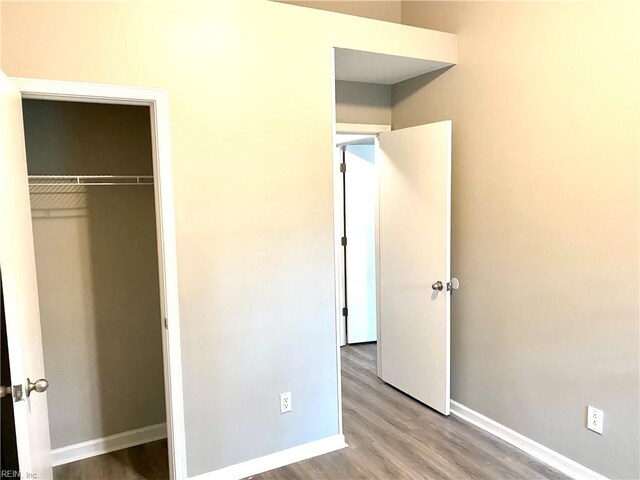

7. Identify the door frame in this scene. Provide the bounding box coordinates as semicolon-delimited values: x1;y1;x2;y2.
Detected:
332;122;390;435
334;132;380;347
10;77;187;480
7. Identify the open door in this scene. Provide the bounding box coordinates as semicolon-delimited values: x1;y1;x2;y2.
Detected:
378;121;452;415
0;72;53;478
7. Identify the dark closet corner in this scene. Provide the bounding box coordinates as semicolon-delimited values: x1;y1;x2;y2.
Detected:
1;275;19;474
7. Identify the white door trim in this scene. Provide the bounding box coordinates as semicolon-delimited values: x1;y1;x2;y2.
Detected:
336;123;391;134
11;77;187;480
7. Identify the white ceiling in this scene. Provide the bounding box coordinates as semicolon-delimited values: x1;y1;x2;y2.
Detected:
334;48;452;85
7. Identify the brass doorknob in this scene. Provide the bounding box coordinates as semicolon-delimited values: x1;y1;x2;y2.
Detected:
26;378;49;397
432;281;444;291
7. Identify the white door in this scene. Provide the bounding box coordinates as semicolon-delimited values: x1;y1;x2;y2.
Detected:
0;72;53;478
344;142;377;344
378;121;452;415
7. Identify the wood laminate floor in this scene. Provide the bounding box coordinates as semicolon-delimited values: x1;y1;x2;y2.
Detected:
251;343;568;480
53;344;568;479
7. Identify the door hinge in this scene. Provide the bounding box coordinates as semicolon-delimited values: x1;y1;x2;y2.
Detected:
340;163;346;173
0;386;12;399
342;307;348;317
11;385;23;402
163;317;168;329
341;236;347;246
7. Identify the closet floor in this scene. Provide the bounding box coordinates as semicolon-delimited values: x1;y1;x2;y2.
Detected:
53;439;168;480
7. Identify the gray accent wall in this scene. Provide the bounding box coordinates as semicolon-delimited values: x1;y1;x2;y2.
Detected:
23;100;166;448
336;80;391;125
394;2;640;478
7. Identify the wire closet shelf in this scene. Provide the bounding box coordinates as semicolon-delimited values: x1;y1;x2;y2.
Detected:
28;175;154;186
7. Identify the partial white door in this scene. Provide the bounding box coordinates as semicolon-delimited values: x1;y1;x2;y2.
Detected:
0;72;53;478
378;121;452;415
344;142;377;344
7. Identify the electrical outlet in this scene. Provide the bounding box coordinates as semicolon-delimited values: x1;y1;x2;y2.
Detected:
587;405;604;434
280;392;292;413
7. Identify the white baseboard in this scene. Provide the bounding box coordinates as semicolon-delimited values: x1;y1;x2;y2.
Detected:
190;434;348;480
51;422;167;467
450;401;608;480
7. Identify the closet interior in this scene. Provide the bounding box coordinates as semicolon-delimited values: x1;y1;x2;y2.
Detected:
22;99;168;478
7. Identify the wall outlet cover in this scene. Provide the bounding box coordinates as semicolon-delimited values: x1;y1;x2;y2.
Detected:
280;392;292;414
587;405;604;434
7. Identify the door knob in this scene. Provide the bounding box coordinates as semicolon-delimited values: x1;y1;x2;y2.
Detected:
26;378;49;397
432;279;460;293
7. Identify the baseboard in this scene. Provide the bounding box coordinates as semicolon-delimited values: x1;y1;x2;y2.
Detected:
190;434;348;480
450;401;608;480
51;422;167;467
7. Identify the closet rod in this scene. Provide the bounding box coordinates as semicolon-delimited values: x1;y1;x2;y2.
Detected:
28;175;154;186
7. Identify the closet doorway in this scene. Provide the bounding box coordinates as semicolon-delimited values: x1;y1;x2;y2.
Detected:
25;98;171;479
1;77;186;480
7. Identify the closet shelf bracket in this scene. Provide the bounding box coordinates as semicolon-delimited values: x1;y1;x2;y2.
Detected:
27;174;154;186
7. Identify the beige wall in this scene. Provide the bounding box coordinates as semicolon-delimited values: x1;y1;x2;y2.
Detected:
23;100;165;448
394;2;640;478
2;2;455;475
336;80;391;125
277;0;401;22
